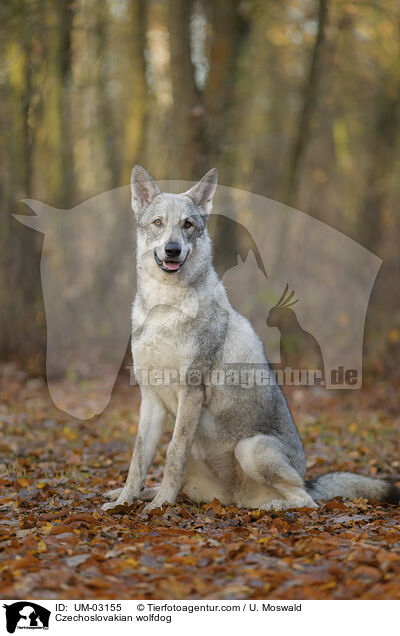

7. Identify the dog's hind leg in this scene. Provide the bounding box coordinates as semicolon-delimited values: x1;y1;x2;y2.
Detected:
138;486;159;501
183;455;231;505
102;389;167;512
104;487;124;501
234;434;317;510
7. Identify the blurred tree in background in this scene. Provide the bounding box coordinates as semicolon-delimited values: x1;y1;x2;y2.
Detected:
0;0;399;377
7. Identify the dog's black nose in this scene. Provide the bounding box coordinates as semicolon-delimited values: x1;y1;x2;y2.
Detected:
165;242;181;257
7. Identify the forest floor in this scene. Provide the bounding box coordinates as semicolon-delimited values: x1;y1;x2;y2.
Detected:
0;363;399;600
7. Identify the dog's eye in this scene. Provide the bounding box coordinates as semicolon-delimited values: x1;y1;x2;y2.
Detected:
183;219;193;229
153;218;163;227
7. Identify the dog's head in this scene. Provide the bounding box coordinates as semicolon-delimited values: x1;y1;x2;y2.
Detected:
131;165;217;282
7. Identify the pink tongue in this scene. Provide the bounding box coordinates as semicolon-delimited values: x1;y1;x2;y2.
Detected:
163;261;180;271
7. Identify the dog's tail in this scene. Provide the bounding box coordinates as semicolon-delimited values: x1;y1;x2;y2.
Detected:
305;472;400;504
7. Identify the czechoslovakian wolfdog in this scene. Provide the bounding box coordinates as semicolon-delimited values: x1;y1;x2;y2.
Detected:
103;166;399;513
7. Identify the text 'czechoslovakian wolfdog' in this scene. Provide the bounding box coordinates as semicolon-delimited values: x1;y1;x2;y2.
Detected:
103;166;399;513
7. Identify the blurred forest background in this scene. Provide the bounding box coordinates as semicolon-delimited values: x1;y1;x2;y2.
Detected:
0;0;399;380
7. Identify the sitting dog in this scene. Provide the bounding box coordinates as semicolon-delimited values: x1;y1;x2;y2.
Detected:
103;166;399;513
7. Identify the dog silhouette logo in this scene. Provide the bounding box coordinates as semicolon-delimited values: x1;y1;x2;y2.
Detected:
267;284;325;382
3;602;50;634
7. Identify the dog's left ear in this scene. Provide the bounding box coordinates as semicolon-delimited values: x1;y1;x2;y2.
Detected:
131;165;161;218
184;168;218;216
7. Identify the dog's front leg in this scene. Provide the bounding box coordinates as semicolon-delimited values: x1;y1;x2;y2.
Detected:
144;387;203;512
102;388;166;512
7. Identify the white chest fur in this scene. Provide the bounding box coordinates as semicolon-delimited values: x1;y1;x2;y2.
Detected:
132;270;203;360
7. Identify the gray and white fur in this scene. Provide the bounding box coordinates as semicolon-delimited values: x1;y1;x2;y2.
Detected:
103;166;399;513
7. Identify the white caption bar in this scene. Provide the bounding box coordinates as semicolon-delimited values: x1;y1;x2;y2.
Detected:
2;599;398;636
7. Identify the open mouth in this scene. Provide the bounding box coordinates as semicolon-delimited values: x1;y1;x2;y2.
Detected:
154;251;188;273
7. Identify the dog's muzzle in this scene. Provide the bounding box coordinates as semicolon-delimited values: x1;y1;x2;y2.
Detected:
154;250;189;273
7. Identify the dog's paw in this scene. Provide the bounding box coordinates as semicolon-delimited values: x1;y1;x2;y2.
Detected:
139;487;159;502
143;501;161;514
261;495;318;511
101;490;138;513
104;487;124;501
102;499;136;513
143;495;170;513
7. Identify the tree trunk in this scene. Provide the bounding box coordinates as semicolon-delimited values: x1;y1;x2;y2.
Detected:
122;0;148;182
167;0;207;178
285;0;329;206
45;0;75;208
203;0;251;266
360;81;400;252
0;2;43;363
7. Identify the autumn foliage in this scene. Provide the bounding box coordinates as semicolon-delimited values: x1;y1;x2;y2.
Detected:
0;366;399;600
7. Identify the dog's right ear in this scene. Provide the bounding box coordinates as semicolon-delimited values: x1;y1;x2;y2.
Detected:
130;165;160;218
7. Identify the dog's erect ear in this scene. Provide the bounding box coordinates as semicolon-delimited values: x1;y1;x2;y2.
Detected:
184;168;218;216
130;165;160;218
